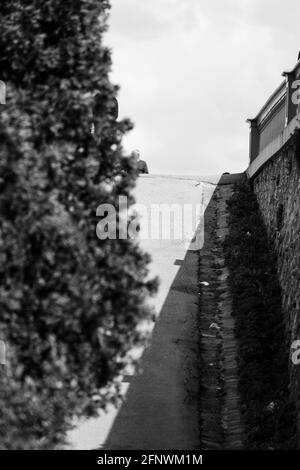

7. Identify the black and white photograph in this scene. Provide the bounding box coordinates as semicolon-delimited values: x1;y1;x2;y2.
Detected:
0;0;299;462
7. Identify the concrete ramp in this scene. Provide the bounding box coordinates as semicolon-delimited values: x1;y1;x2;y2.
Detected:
67;174;221;450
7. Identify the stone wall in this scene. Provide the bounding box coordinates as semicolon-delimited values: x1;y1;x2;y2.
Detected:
252;137;300;421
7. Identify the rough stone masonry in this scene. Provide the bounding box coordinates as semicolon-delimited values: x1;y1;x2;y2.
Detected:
252;140;300;435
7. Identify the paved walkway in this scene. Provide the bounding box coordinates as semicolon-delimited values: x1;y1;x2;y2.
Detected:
67;174;217;450
66;173;244;450
105;175;217;450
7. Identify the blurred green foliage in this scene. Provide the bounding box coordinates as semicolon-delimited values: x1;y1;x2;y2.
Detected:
0;0;157;449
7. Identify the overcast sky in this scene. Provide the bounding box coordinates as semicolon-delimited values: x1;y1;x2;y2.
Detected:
105;0;300;175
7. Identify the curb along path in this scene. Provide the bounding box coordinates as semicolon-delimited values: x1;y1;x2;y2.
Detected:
199;183;244;450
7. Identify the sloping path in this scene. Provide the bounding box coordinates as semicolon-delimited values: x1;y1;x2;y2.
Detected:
67;173;244;450
104;175;216;450
67;174;217;450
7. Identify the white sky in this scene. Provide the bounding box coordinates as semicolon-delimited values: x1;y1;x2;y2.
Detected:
105;0;300;175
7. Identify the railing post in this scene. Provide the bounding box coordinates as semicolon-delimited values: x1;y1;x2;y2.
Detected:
247;118;259;163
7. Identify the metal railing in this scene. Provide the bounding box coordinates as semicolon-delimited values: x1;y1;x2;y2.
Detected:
247;59;300;176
